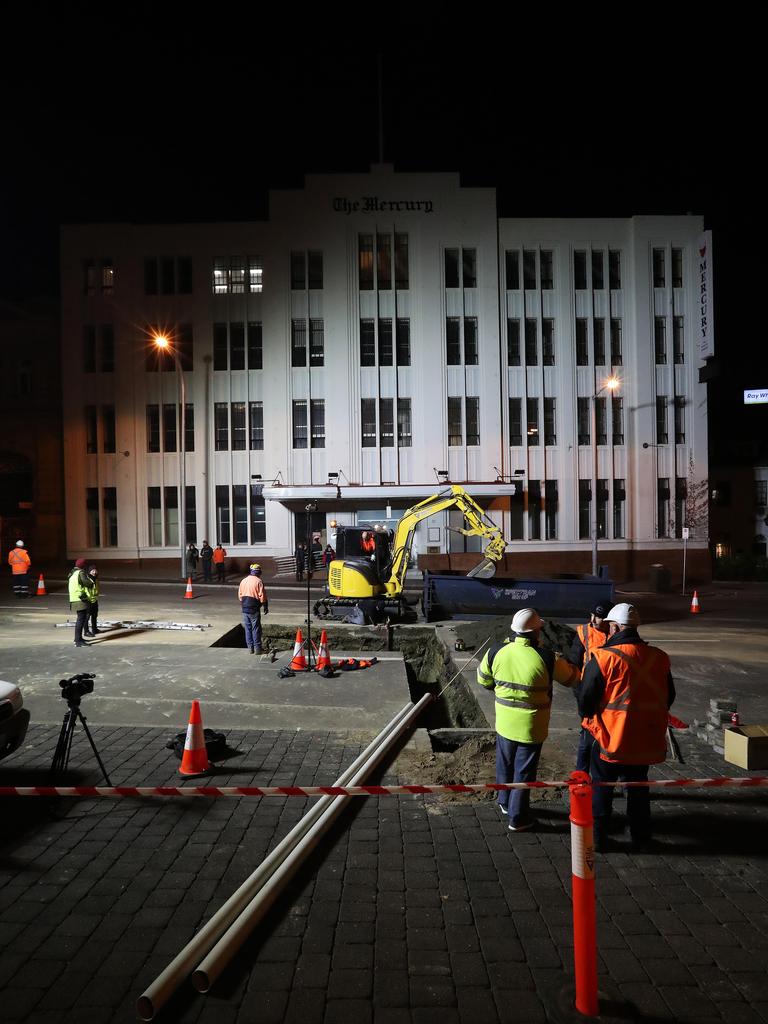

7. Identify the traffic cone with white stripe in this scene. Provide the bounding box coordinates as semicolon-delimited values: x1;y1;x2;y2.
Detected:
690;590;701;614
316;629;331;671
184;576;194;599
179;700;210;775
36;574;46;596
289;629;307;671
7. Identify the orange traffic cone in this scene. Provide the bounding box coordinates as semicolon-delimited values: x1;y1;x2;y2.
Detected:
690;590;701;614
184;576;194;599
316;629;331;671
36;574;46;597
289;629;307;671
179;700;210;775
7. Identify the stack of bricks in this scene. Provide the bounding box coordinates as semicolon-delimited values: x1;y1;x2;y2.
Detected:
690;698;738;755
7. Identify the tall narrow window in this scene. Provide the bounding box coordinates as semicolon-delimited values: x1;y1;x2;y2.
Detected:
84;259;97;295
675;477;687;539
361;398;377;447
574;251;587;289
213;323;228;370
230;257;245;294
379;398;394;447
653;248;665;288
657;478;670;538
613;480;626;538
85;405;97;454
544;397;556;446
612;396;624;445
86;488;100;546
509;398;522;446
161;257;176;295
462;249;477;287
674;396;686;444
213;258;227;295
146;405;160;453
179;256;193;292
593;319;605;365
214;402;229;451
103;487;117;546
466;397;480;445
378;319;393;366
654;317;667;364
509;489;524;540
310;399;325;448
656;397;668;444
577;397;590;445
397;398;412;447
308;251;323;289
673;316;685;364
446;318;461;364
610;319;623;365
524;319;538;365
505;251;520;289
396;318;411;366
542;319;555;365
545;480;558;539
83;326;96;372
591;251;604;289
102;405;116;453
185;485;196;543
360;320;375;366
540;251;553;290
101;259;114;294
576;319;589;365
250;487;266;542
464;317;478;365
231;402;246;451
178;325;193;372
672;248;683;288
184;404;194;453
310;319;324;366
164;486;179;547
163;404;177;452
448;396;463;446
230;322;245;371
359;236;374;290
292;400;308;449
597;480;609;539
523;250;536;289
291;319;307;366
233;485;248;544
394;234;409;289
528;480;542;540
145;258;159;295
248;256;262;294
249;402;264;450
578;480;591;540
248;322;262;369
526;397;539;446
595;397;607;445
100;325;114;372
148;487;162;546
444;249;460;288
507;319;521;366
609;250;621;289
216;485;231;544
376;234;391;290
290;251;305;290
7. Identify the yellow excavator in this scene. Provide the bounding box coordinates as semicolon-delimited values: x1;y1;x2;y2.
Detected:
314;485;507;623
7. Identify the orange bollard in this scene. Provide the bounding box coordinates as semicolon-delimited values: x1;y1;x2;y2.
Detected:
568;770;598;1018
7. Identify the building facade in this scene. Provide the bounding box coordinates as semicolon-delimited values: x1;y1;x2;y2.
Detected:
60;166;710;581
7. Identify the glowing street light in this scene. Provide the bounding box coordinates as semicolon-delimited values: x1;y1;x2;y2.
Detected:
591;376;621;577
153;333;187;579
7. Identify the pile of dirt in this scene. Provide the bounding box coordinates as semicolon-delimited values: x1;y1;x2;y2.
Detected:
393;735;574;806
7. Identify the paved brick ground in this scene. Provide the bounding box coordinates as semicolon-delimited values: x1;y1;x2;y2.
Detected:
1;724;767;1023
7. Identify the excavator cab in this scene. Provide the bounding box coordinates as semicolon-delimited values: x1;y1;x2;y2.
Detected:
326;525;393;602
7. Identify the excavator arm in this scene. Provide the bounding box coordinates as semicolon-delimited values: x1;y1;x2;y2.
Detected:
383;485;507;596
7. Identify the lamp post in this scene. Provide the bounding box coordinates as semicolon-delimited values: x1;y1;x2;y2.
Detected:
154;335;186;579
591;376;620;577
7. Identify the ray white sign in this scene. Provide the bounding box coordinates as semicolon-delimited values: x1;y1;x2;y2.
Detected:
744;389;768;405
698;230;715;361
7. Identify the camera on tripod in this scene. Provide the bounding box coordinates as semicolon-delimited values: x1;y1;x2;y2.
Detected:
59;673;95;702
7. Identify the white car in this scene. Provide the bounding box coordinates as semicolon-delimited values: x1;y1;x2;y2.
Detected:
0;680;30;761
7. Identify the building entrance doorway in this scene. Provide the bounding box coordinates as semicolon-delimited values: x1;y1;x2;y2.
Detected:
295;508;327;571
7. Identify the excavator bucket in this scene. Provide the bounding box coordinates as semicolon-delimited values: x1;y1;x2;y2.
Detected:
467;557;497;579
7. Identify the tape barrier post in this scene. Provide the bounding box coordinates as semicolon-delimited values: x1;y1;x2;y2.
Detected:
569;770;598;1018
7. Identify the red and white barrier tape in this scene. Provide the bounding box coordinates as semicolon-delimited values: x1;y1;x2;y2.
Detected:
0;778;767;798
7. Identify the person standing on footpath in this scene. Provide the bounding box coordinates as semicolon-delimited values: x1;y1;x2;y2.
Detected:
476;608;580;832
578;602;675;851
238;563;269;654
68;558;95;648
83;565;101;637
295;542;305;582
7;540;31;598
566;603;610;771
213;543;227;582
200;540;213;582
186;542;199;578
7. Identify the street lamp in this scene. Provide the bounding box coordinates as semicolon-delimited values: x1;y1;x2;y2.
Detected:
591;375;620;577
154;334;186;579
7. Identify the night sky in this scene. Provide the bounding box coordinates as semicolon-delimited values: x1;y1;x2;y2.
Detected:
2;19;764;455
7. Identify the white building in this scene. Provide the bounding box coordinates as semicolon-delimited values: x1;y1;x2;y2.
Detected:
60;165;709;579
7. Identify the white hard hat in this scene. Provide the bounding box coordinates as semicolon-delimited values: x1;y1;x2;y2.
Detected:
15;540;24;547
605;602;640;627
511;608;543;634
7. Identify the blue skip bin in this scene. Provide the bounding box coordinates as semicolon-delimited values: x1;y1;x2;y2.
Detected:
422;572;614;622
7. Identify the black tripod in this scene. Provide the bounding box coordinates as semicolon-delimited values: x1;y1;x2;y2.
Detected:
304;501;318;671
51;688;112;785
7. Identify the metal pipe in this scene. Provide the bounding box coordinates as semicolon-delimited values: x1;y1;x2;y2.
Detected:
192;693;433;992
136;700;417;1020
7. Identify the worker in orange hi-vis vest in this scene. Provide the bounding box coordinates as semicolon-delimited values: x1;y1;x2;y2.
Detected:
578;603;675;852
566;603;610;772
7;540;31;598
212;543;227;583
